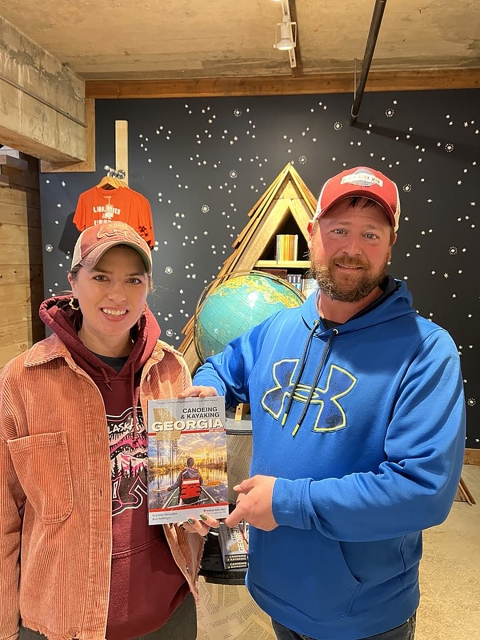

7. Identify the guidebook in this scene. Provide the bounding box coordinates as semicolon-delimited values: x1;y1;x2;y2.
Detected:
218;522;249;570
147;395;229;525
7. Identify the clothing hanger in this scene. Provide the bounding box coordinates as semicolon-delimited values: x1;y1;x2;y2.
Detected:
97;167;127;190
96;175;118;190
114;169;127;188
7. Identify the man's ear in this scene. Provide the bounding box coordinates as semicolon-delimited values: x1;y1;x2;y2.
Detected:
307;221;315;248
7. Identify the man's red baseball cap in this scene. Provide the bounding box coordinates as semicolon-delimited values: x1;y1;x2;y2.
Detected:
312;166;401;231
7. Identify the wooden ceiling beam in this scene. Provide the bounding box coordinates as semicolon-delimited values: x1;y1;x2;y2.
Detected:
0;16;86;163
85;68;480;99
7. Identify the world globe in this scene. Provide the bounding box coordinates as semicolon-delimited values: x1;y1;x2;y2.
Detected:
194;271;305;363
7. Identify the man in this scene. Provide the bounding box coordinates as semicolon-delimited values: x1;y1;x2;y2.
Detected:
167;457;204;505
180;167;466;640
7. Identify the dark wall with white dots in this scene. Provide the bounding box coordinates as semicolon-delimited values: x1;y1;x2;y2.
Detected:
39;89;479;448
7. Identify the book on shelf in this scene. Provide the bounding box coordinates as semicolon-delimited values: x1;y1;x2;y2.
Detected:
147;396;229;525
287;273;303;292
301;276;318;298
275;234;298;262
259;267;288;281
218;521;249;570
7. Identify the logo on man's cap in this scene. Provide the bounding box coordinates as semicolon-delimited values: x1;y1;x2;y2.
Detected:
312;166;401;231
340;168;384;188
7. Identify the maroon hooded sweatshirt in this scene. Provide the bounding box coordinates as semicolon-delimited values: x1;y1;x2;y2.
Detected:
40;297;189;639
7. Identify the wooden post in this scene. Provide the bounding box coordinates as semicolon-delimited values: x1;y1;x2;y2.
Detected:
115;120;129;185
235;403;250;421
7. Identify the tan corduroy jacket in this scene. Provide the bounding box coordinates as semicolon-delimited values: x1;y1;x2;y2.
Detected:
0;335;204;640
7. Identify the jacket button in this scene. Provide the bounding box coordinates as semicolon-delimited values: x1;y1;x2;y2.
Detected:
146;374;151;382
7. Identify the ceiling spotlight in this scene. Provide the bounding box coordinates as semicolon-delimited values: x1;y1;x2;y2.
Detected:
274;14;297;51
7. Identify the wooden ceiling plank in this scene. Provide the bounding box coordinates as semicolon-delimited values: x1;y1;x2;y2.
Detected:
85;69;480;99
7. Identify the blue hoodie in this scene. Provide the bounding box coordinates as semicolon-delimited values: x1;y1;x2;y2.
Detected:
193;279;466;640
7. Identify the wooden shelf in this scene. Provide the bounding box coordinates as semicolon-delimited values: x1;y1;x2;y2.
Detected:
255;260;310;268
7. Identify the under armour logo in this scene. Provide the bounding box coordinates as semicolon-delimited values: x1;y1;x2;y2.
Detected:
262;359;356;435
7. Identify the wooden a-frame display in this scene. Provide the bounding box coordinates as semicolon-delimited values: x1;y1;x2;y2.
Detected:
179;162;317;373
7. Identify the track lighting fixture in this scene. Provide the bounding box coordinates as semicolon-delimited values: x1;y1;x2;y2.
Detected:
273;0;297;67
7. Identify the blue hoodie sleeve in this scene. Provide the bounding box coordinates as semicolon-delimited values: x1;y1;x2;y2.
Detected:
272;329;466;541
193;315;276;408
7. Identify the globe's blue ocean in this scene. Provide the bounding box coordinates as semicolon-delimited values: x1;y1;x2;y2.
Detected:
195;272;304;362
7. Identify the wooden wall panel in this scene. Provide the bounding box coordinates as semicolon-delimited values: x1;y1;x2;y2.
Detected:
0;242;43;266
0;223;43;248
0;153;45;370
0;317;43;344
1;303;40;327
0;185;40;209
0;342;34;366
0;202;41;227
0;263;43;286
0;283;44;307
1;166;40;191
0;313;45;355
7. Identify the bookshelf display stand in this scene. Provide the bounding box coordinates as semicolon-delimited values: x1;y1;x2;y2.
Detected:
179;162;316;374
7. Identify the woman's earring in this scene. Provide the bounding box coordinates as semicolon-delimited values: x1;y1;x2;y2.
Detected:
69;297;80;311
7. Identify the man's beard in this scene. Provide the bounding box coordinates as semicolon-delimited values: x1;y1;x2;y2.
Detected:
309;254;389;303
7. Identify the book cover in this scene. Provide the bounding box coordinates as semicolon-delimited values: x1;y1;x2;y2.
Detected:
301;277;318;298
275;234;298;261
287;273;303;291
147;396;229;525
218;522;249;570
259;267;288;280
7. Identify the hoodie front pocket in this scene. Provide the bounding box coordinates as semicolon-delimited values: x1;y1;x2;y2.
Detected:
8;431;73;524
249;527;361;620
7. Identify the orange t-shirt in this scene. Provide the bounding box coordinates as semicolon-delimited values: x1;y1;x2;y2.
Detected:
73;186;155;248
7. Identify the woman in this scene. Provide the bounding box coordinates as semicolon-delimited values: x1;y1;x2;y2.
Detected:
0;220;217;640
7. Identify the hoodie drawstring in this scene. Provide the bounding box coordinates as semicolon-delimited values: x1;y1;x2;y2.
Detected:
101;363;140;442
100;367;113;391
131;361;140;441
281;320;320;426
291;328;338;436
281;322;338;436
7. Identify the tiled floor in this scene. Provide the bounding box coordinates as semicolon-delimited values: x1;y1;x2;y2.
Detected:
416;464;480;639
